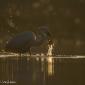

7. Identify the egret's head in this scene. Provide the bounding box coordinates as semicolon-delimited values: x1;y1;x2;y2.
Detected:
38;26;53;44
38;26;51;38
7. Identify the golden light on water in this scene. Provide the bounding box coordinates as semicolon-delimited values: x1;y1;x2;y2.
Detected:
47;57;54;76
36;57;39;61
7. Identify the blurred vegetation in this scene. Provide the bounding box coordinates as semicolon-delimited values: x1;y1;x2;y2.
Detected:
0;0;85;54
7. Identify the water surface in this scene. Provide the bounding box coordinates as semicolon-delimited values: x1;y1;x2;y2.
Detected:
0;55;85;85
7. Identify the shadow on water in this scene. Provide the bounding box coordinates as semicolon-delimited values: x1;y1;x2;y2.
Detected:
0;55;85;85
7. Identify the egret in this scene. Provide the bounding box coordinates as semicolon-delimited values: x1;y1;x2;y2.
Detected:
5;27;53;56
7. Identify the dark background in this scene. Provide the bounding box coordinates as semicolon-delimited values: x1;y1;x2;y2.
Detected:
0;0;85;55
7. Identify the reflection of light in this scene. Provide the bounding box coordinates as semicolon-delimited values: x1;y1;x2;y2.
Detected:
35;54;40;56
41;57;44;72
47;57;54;76
48;57;52;62
47;43;54;76
41;53;44;56
36;57;39;61
0;52;19;58
41;57;44;62
27;57;30;61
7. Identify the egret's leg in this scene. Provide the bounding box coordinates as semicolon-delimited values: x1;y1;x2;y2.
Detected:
29;48;31;56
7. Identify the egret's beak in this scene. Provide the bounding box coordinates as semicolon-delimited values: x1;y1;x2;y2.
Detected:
46;32;53;45
48;39;53;45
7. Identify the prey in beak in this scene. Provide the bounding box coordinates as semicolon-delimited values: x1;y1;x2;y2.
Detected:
48;39;53;45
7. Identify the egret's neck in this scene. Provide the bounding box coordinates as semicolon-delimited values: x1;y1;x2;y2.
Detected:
33;33;48;46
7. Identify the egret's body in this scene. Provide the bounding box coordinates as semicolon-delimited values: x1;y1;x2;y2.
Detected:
5;27;52;55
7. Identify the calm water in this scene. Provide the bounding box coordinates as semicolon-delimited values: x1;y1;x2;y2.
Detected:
0;55;85;85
